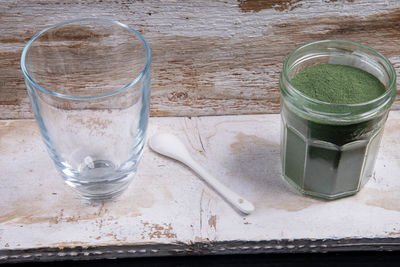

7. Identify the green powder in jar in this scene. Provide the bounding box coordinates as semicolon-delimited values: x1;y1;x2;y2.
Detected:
290;64;386;104
281;63;389;199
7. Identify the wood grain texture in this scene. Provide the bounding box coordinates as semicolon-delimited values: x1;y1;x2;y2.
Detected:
1;0;400;119
2;112;400;261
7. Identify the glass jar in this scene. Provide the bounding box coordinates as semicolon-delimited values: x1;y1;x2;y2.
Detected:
279;40;396;200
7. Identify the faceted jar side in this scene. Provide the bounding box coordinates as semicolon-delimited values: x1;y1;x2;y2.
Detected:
280;102;387;199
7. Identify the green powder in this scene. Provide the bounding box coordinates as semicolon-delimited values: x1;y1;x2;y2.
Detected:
281;63;389;199
291;64;386;104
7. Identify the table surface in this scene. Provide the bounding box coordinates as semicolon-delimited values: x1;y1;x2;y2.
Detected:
1;0;400;263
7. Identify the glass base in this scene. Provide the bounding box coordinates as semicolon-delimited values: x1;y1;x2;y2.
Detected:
62;159;137;200
64;174;134;200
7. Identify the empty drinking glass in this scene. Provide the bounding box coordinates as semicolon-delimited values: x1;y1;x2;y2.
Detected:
21;18;151;200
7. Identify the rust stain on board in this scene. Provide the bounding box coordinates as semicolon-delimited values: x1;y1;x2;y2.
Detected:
168;91;189;101
238;0;356;13
0;182;144;227
208;215;217;230
0;204;106;225
0;211;58;225
0;194;147;226
194;236;210;242
0;36;31;43
39;25;108;42
230;132;279;152
325;0;355;2
141;221;177;239
0;120;40;154
0;121;17;133
320;9;400;39
238;0;302;12
274;8;400;43
356;187;400;212
0;201;142;230
0;51;21;67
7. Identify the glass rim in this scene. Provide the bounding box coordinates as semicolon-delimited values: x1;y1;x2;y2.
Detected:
282;39;396;108
20;18;151;100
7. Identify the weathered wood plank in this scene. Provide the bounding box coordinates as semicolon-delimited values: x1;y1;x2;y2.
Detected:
1;0;400;119
1;111;400;262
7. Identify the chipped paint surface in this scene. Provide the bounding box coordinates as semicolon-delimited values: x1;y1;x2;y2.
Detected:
3;1;400;119
238;0;302;12
1;112;400;253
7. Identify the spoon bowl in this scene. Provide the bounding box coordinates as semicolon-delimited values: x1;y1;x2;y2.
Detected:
149;133;255;215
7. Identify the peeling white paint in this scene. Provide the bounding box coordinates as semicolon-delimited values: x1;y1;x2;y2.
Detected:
1;112;400;252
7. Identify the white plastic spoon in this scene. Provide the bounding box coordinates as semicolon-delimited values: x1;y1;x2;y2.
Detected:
149;133;255;215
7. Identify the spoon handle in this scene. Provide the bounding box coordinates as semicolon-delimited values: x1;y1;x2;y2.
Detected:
184;157;255;214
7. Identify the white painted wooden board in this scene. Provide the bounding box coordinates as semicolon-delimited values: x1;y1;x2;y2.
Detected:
1;112;400;262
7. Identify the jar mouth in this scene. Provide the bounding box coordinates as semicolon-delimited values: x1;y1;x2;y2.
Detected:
20;18;151;101
281;40;396;124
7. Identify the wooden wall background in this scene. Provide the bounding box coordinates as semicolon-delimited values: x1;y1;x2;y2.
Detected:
1;0;400;119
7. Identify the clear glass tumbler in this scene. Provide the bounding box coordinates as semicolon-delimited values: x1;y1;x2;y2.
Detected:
21;18;151;200
280;40;396;200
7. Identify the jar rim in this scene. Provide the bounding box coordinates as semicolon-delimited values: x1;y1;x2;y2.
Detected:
281;40;396;124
